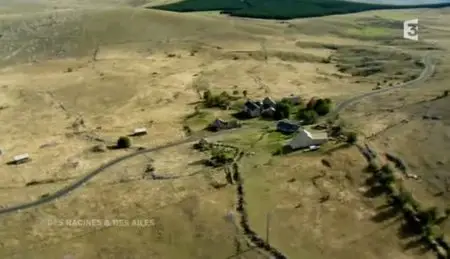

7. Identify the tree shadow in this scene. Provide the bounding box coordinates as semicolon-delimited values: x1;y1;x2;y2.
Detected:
397;221;421;239
364;175;378;186
375;203;392;211
107;145;120;150
403;237;431;253
371;206;400;223
188;159;209;166
363;185;385;198
231;111;253;120
324;143;351;155
272;145;294;156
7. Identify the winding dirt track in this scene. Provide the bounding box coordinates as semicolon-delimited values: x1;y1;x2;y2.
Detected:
330;52;435;117
0;53;435;217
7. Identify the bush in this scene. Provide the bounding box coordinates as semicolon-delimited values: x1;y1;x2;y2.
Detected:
444;90;449;97
381;164;394;175
306;97;318;110
274;102;291;120
210;147;234;165
203;90;232;109
297;108;318;125
346;132;358;144
313;98;332;116
367;160;381;172
378;173;395;187
203;90;212;100
117;136;132;149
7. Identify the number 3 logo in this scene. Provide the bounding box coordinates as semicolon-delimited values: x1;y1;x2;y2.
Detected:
408;24;418;37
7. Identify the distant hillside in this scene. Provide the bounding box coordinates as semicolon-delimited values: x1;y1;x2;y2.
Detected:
150;0;450;19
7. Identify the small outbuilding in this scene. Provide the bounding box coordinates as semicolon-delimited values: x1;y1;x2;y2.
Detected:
262;97;276;109
12;153;31;165
208;118;241;132
276;119;301;134
261;107;276;118
132;128;147;136
243;100;261;118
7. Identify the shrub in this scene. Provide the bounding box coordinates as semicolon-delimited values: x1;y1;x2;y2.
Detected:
210;147;234;165
444;90;449;97
306;97;318;109
203;91;232;109
117;136;132;149
378;173;395;187
314;98;332;116
297;108;318;125
419;207;439;225
381;164;394;175
346;132;357;144
203;90;212;100
367;160;381;172
274;102;291;120
243;90;248;98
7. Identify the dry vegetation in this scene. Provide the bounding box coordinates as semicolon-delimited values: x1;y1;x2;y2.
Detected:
0;1;449;258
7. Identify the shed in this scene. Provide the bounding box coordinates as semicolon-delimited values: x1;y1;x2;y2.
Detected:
243;100;261;118
276;119;301;134
262;97;276;108
287;129;328;150
261;107;276;118
12;153;31;164
132;128;147;136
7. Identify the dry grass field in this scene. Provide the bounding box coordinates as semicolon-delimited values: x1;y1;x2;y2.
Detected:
0;1;449;258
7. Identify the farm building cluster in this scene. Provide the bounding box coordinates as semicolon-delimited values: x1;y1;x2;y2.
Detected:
242;95;301;119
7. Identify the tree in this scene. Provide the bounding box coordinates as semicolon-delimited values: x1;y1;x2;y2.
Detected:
274;102;291;120
242;90;248;98
444;90;449;97
297;108;318;125
346;132;357;144
203;91;231;109
381;164;394;175
117;136;132;149
378;173;395;187
203;90;212;101
306;97;318;109
367;160;381;173
314;98;332;116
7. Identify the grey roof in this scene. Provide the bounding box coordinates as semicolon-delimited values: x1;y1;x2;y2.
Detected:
263;97;276;105
244;101;260;111
276;119;300;132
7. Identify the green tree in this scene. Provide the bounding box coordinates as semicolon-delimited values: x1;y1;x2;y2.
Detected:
203;90;212;101
314;98;332;116
117;136;132;149
346;132;357;144
274;102;291;120
306;97;317;110
297;108;318;125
